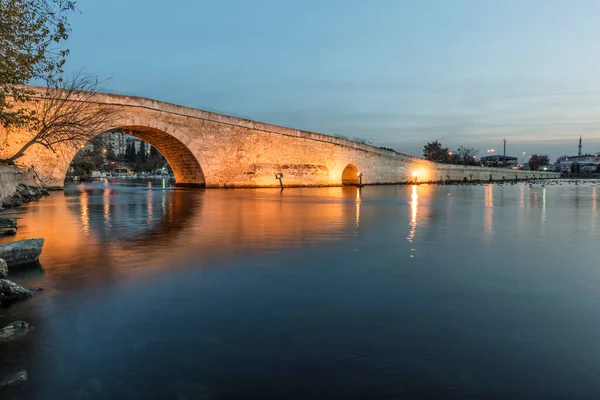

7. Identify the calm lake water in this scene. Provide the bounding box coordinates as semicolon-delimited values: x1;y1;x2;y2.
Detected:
1;179;600;399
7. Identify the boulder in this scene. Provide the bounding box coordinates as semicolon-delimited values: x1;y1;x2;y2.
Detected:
0;279;33;306
10;194;23;207
0;321;30;341
40;188;50;196
2;197;13;208
0;370;28;387
28;186;42;199
16;184;28;193
16;185;31;202
0;216;17;236
0;238;44;267
0;258;7;278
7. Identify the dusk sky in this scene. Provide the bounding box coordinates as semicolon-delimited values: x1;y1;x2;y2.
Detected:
63;0;600;160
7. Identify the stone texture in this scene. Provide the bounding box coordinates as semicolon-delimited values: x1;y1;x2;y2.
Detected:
1;88;559;187
0;258;7;278
0;238;44;267
2;196;13;208
0;321;30;341
11;193;23;206
0;279;33;306
0;370;28;387
0;166;33;200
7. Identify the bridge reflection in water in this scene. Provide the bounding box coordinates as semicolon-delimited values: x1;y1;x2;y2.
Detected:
4;182;600;399
3;180;365;288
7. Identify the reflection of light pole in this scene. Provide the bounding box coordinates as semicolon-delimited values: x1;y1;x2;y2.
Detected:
357;172;363;186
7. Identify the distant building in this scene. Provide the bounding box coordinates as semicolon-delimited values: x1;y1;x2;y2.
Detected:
480;155;518;167
99;131;151;156
554;137;600;173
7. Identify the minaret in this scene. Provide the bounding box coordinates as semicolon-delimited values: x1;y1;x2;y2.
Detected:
578;136;582;156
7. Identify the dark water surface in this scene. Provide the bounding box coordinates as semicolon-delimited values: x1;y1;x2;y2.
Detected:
1;179;600;399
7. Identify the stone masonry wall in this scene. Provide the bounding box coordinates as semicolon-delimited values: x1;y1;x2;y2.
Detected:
0;166;33;200
1;88;560;188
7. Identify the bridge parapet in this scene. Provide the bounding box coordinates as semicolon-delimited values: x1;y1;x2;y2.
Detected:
1;87;559;188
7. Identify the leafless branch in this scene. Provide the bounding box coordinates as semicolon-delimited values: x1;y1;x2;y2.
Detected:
0;73;121;164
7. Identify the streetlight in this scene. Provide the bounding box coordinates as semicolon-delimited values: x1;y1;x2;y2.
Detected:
412;170;418;183
357;172;363;186
486;149;495;167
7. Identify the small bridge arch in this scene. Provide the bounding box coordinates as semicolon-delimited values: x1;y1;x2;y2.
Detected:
341;164;360;186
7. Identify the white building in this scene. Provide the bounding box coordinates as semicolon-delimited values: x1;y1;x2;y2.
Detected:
99;132;151;156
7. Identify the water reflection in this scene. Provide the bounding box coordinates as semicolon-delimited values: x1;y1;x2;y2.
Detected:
6;182;365;288
355;187;361;232
483;184;494;244
146;188;153;226
3;182;600;399
541;187;547;224
79;188;89;236
591;185;597;235
407;185;418;245
103;188;111;228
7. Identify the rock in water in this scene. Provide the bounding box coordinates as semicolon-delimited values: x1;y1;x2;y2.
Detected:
10;194;23;207
2;197;13;208
0;279;33;306
0;321;30;341
0;370;28;387
0;216;17;236
0;258;7;278
0;238;44;267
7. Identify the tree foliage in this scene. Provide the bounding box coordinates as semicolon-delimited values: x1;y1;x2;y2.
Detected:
452;146;479;165
423;140;450;163
0;0;76;128
528;154;550;170
69;135;108;176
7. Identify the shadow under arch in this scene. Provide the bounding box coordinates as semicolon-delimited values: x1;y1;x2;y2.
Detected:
120;126;205;187
68;125;206;187
342;163;360;186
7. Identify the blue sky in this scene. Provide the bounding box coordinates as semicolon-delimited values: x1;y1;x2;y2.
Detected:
63;0;600;159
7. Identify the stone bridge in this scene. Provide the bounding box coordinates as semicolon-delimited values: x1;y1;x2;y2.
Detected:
0;89;558;187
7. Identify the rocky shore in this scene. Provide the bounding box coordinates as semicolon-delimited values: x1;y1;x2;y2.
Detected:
1;183;49;211
0;185;48;387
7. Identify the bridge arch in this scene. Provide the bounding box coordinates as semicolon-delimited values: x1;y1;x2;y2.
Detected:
70;125;206;187
341;164;360;186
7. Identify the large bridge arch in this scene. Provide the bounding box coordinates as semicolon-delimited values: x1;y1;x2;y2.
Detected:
107;125;205;187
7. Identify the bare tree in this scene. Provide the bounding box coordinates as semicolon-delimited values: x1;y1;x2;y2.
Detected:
0;75;120;164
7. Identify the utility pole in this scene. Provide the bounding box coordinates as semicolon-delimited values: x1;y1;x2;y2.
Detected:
503;138;506;167
579;136;582;156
